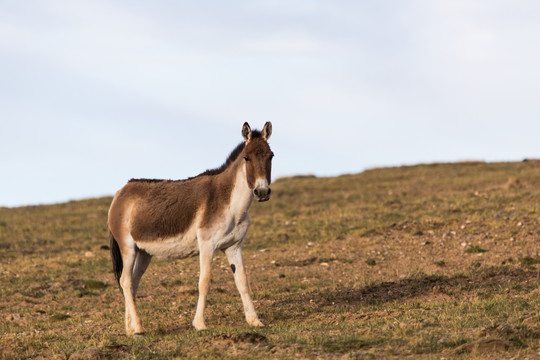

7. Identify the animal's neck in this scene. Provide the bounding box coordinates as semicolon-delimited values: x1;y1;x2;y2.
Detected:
227;160;253;219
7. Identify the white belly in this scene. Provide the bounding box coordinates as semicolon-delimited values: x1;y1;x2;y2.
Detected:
136;233;199;259
134;208;250;259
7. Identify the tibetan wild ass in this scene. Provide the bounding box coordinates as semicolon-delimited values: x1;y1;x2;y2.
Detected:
108;122;273;335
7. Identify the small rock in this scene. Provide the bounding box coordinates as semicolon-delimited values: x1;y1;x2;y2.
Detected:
438;337;450;344
320;262;329;267
7;313;21;321
84;251;94;258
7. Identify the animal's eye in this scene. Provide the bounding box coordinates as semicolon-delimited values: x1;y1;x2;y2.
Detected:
244;156;250;161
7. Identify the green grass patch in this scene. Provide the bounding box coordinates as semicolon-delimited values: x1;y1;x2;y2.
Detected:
85;280;107;290
365;258;377;266
50;313;71;321
321;336;381;353
465;245;487;253
519;256;540;267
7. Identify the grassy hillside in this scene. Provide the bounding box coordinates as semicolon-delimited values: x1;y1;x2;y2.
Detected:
0;161;538;359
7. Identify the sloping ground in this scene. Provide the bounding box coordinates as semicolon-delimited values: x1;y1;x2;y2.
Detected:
0;161;538;359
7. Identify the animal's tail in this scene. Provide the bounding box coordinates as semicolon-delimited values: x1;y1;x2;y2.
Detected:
110;230;123;292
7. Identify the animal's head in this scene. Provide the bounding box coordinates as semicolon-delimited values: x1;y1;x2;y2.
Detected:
241;122;274;202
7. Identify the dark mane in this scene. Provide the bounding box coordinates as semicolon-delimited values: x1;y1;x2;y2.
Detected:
129;130;263;184
191;129;263;178
194;142;245;178
128;178;172;183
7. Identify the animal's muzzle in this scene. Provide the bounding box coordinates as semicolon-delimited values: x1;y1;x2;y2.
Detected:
253;187;271;202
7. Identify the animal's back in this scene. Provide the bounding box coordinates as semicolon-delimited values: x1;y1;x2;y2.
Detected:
109;179;207;243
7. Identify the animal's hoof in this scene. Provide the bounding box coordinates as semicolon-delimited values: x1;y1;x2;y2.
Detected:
249;319;264;327
134;332;146;337
192;320;207;331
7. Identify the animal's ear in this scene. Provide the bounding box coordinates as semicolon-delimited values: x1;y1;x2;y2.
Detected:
242;122;252;142
262;122;272;141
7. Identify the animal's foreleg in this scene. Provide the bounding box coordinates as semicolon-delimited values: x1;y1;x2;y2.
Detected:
192;239;214;331
225;244;264;327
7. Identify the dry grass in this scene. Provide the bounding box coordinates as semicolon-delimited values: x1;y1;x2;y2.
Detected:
0;161;539;359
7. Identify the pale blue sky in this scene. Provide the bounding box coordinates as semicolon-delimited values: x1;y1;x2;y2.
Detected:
1;1;539;207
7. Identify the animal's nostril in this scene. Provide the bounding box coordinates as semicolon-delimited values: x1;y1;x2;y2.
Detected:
267;188;271;195
254;188;271;198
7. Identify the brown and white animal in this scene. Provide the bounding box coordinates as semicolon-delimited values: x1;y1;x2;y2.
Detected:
108;122;273;336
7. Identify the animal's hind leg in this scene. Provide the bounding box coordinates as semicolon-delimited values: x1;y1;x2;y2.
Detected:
132;250;152;297
119;238;145;336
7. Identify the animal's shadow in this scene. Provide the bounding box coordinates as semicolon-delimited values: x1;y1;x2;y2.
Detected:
289;266;534;308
